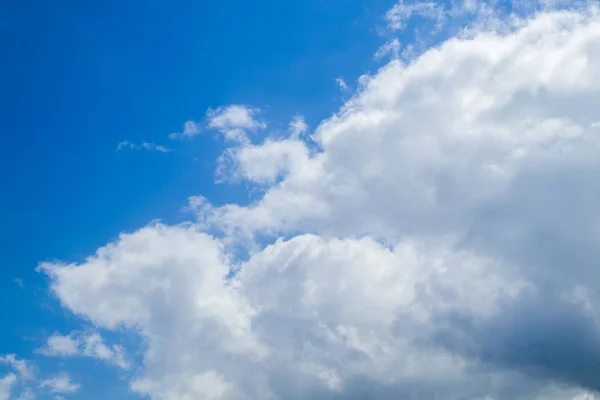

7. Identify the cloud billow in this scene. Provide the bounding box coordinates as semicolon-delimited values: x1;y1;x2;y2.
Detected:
36;2;600;400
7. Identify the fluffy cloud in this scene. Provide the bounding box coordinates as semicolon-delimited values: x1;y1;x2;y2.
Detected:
38;335;78;357
39;374;79;394
0;375;17;400
0;356;35;400
0;356;33;381
207;105;266;144
38;2;600;400
38;332;128;369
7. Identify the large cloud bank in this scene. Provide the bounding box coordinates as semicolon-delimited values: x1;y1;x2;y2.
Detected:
40;3;600;400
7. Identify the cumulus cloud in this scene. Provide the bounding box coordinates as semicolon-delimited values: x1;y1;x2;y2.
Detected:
36;2;600;400
207;105;266;144
37;335;78;357
0;374;16;400
38;332;128;369
39;374;79;394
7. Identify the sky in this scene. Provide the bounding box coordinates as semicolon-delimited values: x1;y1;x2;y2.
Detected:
2;0;600;399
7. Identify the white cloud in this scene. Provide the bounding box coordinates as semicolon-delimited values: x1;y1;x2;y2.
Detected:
38;332;128;369
374;38;401;60
335;77;349;92
38;335;78;357
0;355;33;381
207;105;266;143
17;388;35;400
131;370;233;400
37;2;600;400
0;374;16;400
117;141;172;153
116;140;135;151
141;142;171;153
169;120;201;140
288;115;308;139
81;333;128;369
385;0;444;31
39;374;79;394
373;39;400;60
218;139;310;186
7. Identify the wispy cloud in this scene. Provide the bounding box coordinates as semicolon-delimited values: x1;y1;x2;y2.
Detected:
385;1;444;31
335;77;349;92
17;388;35;400
374;38;401;60
39;374;79;394
38;332;129;369
140;142;171;152
117;141;172;153
0;355;34;381
169;120;201;140
288;115;308;139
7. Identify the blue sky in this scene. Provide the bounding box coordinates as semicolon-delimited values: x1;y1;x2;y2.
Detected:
1;1;398;398
0;0;389;340
3;1;600;399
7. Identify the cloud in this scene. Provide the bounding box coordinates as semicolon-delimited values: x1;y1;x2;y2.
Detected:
81;333;128;369
37;335;78;357
0;356;35;400
116;141;135;151
335;77;349;92
38;332;128;369
39;374;79;394
169;120;201;140
36;2;600;400
116;141;172;153
373;38;401;60
385;0;444;31
17;388;35;400
0;374;16;400
0;355;34;381
207;105;266;143
141;142;171;153
288;115;308;139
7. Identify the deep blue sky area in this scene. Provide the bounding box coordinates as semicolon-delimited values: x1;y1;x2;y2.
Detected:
0;0;396;385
